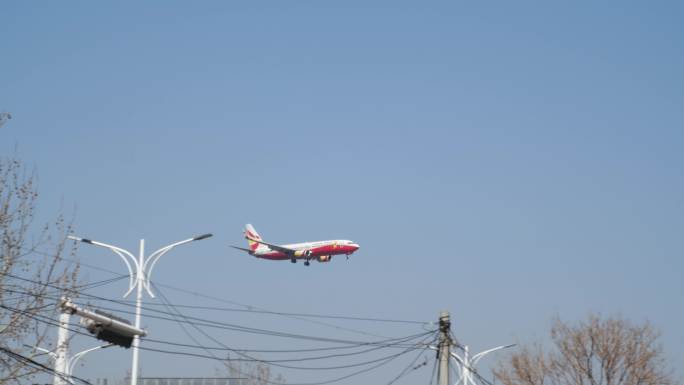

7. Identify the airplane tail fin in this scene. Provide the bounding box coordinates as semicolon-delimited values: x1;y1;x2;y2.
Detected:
245;224;267;252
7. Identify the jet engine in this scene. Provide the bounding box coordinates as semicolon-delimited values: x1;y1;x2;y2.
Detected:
294;250;313;258
317;255;331;262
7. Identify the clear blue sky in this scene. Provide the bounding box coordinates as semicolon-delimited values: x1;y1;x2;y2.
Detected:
2;1;683;383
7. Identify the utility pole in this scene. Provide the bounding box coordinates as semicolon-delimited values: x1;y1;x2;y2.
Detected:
438;311;452;385
69;233;212;385
53;310;71;385
430;310;514;385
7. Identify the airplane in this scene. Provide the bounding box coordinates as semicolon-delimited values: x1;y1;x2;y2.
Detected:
231;224;360;266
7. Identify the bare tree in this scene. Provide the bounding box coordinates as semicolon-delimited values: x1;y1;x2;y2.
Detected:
494;315;676;385
220;357;286;385
0;156;80;384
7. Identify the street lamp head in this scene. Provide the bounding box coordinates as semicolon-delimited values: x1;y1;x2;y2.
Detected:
193;233;213;241
68;235;93;244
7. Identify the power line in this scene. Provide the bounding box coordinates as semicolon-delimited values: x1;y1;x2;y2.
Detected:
0;346;93;385
2;275;128;298
3;273;431;348
427;347;438;385
3;257;444;384
384;344;431;385
143;337;423;354
2;298;433;367
147;282;436;370
4;303;440;385
23;248;428;326
4;283;435;358
142;334;431;358
70;294;430;347
286;336;436;385
134;302;428;325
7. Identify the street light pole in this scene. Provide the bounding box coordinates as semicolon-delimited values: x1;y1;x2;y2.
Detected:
130;239;145;385
68;233;212;385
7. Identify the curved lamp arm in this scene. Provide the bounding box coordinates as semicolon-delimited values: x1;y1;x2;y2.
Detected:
471;344;516;366
67;344;113;376
69;235;138;270
143;244;176;298
143;240;191;297
110;249;136;297
69;236;139;298
143;234;212;297
450;356;465;385
450;351;466;367
69;234;211;298
68;236;138;268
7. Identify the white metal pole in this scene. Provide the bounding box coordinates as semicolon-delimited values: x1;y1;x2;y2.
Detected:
463;345;471;385
53;310;71;385
130;239;145;385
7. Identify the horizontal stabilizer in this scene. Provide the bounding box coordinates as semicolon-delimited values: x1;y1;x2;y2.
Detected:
230;245;253;253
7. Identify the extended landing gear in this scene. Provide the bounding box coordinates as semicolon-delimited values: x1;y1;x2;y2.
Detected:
304;260;310;266
290;258;296;263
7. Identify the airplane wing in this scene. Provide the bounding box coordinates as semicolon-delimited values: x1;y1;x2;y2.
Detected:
244;236;297;255
230;245;253;253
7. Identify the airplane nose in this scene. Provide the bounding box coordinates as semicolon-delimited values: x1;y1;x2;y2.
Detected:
351;243;360;250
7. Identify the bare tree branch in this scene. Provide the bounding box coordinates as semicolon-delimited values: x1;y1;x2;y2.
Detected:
0;156;80;385
493;315;676;385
